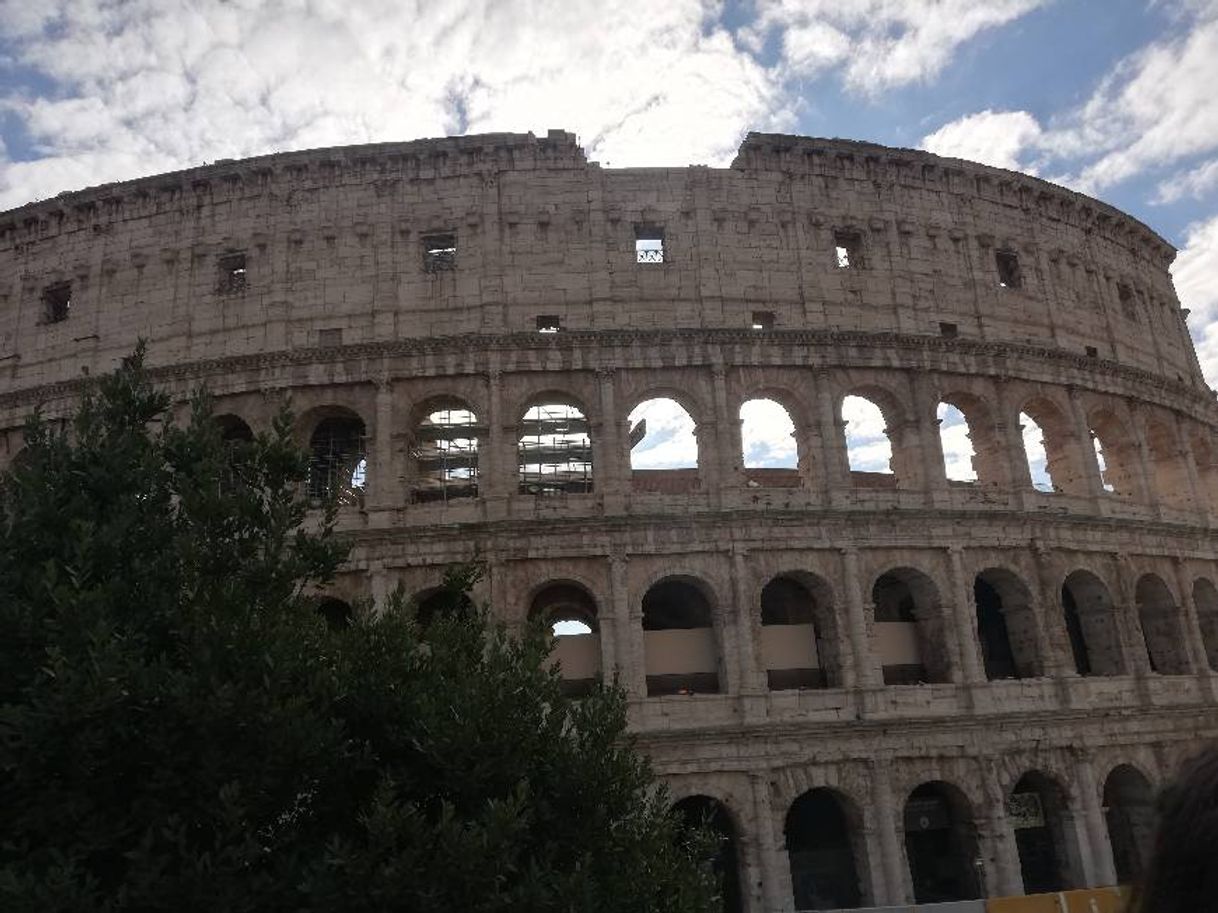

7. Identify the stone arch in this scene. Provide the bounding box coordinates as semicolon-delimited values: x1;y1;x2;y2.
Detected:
1134;573;1191;674
214;413;254;442
784;787;867;910
412;584;474;628
739;396;800;487
407;395;483;504
841;386;907;486
518;393;593;496
1089;408;1142;498
1103;764;1155;885
1061;570;1126;676
530;581;600;696
641;575;720;696
1144;416;1190;510
315;595;353;630
871;567;952;685
1189;428;1218;511
974;567;1042;680
758;572;843;690
1019;395;1084;495
1008;770;1084;893
300;406;368;505
937;391;1002;486
1192;577;1218;671
902;780;981;903
627;394;700;495
672;795;744;913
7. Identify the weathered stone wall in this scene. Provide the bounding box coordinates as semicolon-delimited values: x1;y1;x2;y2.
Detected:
2;131;1217;913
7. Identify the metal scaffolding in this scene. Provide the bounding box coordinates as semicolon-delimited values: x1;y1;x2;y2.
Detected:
410;408;483;503
518;403;593;495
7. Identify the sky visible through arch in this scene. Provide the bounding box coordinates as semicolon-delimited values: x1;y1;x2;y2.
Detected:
1;1;1215;481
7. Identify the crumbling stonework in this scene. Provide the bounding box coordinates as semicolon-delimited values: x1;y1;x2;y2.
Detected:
2;130;1217;912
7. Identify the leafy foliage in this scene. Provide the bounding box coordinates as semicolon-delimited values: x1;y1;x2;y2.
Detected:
0;347;717;912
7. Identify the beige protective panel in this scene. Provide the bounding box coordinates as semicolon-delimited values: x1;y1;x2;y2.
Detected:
550;634;601;679
644;629;718;675
876;621;922;665
760;623;820;669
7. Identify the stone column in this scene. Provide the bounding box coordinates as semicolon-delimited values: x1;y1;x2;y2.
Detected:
912;372;947;499
1174;414;1210;521
979;760;1024;897
1074;751;1118;887
609;554;646;698
366;377;396;516
1127;404;1159;514
1113;553;1152;678
946;546;985;686
1067;386;1107;501
482;368;511;516
732;546;766;696
993;377;1033;496
751;774;792;913
869;759;910;906
840;548;880;688
596;367;626;511
1031;544;1078;682
1173;557;1212;679
815;371;849;504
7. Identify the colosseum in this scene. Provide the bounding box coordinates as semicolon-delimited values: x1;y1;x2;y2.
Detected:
2;129;1217;912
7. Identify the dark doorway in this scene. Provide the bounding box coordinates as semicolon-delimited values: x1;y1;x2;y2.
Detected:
903;782;980;903
673;796;743;913
974;576;1019;679
1104;766;1154;885
785;788;863;910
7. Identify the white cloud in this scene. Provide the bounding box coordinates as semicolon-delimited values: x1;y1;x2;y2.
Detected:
628;397;698;469
1172;214;1218;387
842;395;892;473
741;398;797;469
749;0;1048;94
921;109;1043;173
937;402;977;482
0;0;791;208
1154;158;1218;204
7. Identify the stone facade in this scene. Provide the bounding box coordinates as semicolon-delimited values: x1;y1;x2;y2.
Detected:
2;130;1217;912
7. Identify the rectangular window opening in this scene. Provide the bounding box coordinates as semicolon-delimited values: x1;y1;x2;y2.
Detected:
1085;345;1098;358
939;321;958;338
42;281;71;323
833;230;862;269
422;232;457;272
635;225;664;264
995;250;1022;288
217;252;248;294
751;311;775;331
536;315;562;334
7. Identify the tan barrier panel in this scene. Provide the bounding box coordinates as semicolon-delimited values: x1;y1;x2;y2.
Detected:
986;886;1129;913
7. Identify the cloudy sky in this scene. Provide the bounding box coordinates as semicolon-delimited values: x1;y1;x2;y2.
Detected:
1;0;1215;477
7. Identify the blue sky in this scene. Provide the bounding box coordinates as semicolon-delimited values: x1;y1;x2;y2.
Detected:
1;0;1216;475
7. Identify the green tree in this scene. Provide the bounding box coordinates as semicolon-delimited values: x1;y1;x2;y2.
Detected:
0;348;717;913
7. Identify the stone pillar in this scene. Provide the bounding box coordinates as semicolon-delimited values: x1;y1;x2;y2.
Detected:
912;372;947;498
596;367;626;511
483;368;511;514
994;377;1033;495
1127;404;1159;513
1074;751;1118;887
1067;386;1107;501
869;759;910;906
1173;557;1212;679
1113;553;1152;677
609;554;646;698
1174;413;1210;521
732;546;766;696
751;774;792;913
946;546;985;686
840;548;880;687
979;760;1024;897
366;378;397;515
815;372;849;504
1031;544;1078;680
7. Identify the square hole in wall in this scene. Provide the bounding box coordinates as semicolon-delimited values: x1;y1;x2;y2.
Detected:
1085;345;1098;358
939;321;958;338
422;232;457;272
42;282;71;323
635;225;665;264
217;251;247;294
751;311;775;330
536;315;562;333
318;328;343;347
995;250;1022;288
833;230;863;268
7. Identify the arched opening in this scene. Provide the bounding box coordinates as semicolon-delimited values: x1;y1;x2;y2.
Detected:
517;399;593;496
215;413;254;442
785;788;865;910
1190;429;1218;511
672;796;743;913
740;397;800;488
1134;574;1190;674
1009;771;1080;894
872;569;951;685
1145;418;1190;510
842;394;894;486
628;397;699;493
1193;577;1218;671
1020;398;1084;495
413;586;474;628
530;582;600;696
903;781;980;903
306;412;367;505
316;596;353;630
759;574;839;690
409;400;482;504
1103;765;1155;885
938;401;977;483
974;569;1041;680
642;578;719;696
1090;410;1141;498
1061;571;1125;676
